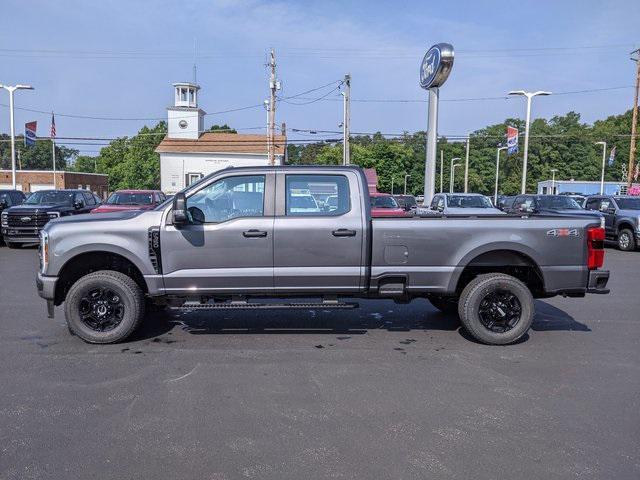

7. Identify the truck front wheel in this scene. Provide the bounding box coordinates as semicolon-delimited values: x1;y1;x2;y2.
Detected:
64;270;145;344
458;273;534;345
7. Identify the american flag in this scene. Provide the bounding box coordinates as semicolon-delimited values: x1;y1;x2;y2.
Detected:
50;112;56;139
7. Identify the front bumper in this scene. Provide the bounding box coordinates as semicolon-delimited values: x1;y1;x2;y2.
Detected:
1;227;41;243
36;272;58;301
36;273;58;318
587;269;610;294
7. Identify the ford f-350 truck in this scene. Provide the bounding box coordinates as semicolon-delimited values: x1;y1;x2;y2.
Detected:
36;166;610;345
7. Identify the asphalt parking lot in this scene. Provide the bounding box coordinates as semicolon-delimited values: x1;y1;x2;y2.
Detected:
0;245;638;479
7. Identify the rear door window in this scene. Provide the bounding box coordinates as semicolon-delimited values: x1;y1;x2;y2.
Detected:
83;192;96;205
285;175;350;216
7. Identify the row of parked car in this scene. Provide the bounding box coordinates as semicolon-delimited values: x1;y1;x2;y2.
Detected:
374;191;640;252
0;188;166;248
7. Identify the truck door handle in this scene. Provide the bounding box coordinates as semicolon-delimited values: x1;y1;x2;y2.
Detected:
243;230;268;238
332;229;357;237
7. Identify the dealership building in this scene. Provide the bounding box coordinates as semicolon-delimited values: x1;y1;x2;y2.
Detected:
537;179;629;196
155;82;286;195
0;170;109;198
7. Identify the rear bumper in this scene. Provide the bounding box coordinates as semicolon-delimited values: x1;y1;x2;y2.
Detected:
587;269;610;294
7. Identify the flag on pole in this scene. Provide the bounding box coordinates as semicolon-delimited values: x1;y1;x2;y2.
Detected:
608;146;616;167
50;112;56;139
24;121;37;147
507;126;519;155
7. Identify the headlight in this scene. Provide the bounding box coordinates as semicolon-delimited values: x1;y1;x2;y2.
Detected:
48;212;60;221
40;231;49;274
1;211;7;227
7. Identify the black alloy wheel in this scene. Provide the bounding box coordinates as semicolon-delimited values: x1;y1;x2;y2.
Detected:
478;289;522;333
78;287;125;332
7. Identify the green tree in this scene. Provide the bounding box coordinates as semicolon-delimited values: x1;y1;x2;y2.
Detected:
0;134;77;171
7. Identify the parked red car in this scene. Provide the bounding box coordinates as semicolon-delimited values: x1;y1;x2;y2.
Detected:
369;192;408;217
91;190;166;213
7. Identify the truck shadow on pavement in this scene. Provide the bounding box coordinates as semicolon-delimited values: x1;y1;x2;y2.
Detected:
131;299;589;342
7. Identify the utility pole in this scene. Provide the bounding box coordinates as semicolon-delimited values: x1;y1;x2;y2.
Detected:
628;48;640;187
440;149;444;193
17;149;21;170
464;135;470;192
342;74;351;165
268;49;279;166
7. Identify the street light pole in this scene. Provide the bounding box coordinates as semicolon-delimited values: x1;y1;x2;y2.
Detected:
0;83;34;190
595;141;607;194
391;176;394;194
550;168;558;194
494;146;508;205
450;157;460;193
508;90;552;194
439;150;444;193
404;174;410;194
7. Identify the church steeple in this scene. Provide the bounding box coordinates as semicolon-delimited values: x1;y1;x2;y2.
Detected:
167;82;205;139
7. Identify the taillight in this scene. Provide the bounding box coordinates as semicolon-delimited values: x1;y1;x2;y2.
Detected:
587;227;605;270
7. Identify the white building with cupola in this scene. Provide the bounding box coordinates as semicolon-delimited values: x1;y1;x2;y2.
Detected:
156;82;286;194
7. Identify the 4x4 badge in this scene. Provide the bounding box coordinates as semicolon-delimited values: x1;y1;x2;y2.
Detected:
546;228;579;237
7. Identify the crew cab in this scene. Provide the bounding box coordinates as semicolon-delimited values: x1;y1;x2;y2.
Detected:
2;189;98;247
36;166;609;346
584;195;640;251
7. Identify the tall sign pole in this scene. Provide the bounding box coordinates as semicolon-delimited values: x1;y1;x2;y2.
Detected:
420;43;454;205
628;49;640;187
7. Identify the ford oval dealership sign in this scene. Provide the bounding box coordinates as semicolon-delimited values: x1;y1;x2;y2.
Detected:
420;43;454;89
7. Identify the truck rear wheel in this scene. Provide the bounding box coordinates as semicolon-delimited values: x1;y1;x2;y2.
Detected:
458;273;534;345
617;228;636;251
64;270;145;344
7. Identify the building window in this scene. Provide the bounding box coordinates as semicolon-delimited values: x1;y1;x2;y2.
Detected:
185;173;203;187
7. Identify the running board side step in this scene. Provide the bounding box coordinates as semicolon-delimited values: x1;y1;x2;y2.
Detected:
172;301;359;310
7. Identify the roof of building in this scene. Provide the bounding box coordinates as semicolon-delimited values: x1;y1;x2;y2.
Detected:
155;133;286;155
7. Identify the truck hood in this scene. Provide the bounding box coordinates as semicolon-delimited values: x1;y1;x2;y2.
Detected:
51;210;145;225
544;209;603;217
91;204;154;213
6;203;73;213
446;207;505;215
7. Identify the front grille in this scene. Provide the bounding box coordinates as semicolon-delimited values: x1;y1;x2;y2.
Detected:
7;212;51;228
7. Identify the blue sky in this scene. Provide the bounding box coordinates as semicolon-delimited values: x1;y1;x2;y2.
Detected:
0;0;638;155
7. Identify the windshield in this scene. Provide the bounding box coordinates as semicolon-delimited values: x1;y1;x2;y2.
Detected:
537;196;581;210
106;192;153;205
25;191;74;206
395;196;416;207
371;196;399;208
616;198;640;210
448;195;493;208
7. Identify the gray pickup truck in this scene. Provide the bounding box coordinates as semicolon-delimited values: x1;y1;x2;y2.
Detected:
36;166;610;345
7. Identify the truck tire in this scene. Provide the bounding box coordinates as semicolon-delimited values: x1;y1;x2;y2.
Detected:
617;228;636;251
428;296;459;314
64;270;145;344
458;273;534;345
